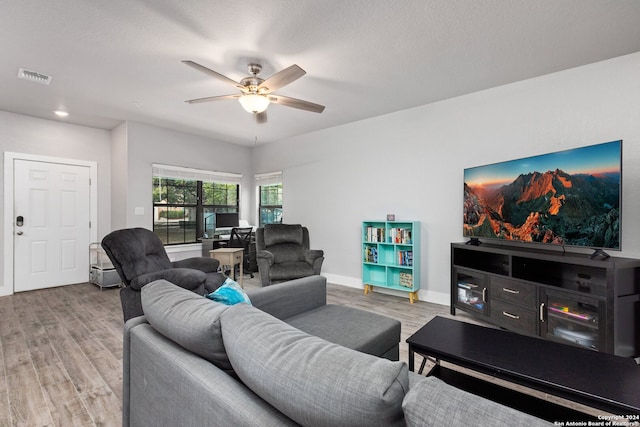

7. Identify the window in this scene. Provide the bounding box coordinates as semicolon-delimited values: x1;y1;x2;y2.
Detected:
256;172;283;227
153;164;241;245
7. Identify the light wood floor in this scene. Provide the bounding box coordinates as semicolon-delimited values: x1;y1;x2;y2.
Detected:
0;275;603;426
0;282;124;426
0;275;461;426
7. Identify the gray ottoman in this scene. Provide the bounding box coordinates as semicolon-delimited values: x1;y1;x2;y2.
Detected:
246;275;402;361
285;304;401;360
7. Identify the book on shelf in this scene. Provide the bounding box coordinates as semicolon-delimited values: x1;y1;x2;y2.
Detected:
364;246;378;263
397;250;413;266
366;226;385;243
365;225;414;244
390;228;412;244
399;272;413;288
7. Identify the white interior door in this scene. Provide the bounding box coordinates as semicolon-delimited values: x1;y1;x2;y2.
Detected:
13;159;91;292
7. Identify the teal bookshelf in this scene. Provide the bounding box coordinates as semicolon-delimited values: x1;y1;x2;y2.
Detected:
362;220;420;303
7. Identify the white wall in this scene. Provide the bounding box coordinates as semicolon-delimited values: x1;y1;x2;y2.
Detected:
114;121;254;229
3;52;639;303
0;111;112;294
253;52;640;304
0;114;251;294
110;122;128;230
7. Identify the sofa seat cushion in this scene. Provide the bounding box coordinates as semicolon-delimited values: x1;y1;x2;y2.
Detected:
141;279;233;374
402;376;551;427
221;303;409;427
285;304;401;359
268;261;314;280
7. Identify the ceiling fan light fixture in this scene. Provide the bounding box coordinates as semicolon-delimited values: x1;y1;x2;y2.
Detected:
239;94;270;113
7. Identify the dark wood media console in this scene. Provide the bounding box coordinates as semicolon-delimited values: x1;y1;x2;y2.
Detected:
451;242;640;357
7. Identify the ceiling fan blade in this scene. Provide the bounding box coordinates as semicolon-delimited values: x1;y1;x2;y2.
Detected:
268;94;325;113
182;60;245;89
255;111;268;124
185;94;240;104
258;64;306;93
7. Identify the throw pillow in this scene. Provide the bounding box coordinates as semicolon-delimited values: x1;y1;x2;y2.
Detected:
206;278;251;306
220;303;409;427
140;279;233;374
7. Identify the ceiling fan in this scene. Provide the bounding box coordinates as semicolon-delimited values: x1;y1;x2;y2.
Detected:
183;60;325;124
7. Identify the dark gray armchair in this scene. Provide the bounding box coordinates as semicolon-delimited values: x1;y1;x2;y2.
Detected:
101;227;226;321
255;224;324;286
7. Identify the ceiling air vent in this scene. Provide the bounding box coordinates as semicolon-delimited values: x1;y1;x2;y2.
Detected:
17;68;52;85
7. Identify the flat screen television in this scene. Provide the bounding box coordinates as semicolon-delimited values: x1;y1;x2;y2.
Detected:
463;140;622;257
215;212;239;228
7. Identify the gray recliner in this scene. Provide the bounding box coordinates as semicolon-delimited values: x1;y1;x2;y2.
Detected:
101;227;226;321
255;224;324;286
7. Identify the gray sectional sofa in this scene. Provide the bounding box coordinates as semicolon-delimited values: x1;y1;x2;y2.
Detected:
123;275;550;426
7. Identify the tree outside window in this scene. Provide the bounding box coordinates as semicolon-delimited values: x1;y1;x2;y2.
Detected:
259;183;282;227
202;181;238;237
153;177;239;245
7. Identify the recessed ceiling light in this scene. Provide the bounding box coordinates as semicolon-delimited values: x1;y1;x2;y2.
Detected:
54;110;69;117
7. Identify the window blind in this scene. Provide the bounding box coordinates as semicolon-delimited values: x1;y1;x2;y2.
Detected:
255;171;282;186
152;164;242;185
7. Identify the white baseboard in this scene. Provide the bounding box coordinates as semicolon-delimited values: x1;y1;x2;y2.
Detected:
322;273;362;289
322;273;450;306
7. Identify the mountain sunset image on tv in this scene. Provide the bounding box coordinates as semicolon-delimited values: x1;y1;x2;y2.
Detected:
463;140;622;251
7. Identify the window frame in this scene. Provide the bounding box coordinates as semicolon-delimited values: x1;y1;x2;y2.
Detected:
152;164;241;245
256;171;283;227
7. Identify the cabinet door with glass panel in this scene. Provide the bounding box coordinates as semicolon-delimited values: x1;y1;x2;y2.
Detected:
453;268;489;316
539;288;605;352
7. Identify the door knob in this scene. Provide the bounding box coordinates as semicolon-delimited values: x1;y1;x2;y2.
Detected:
16;231;23;235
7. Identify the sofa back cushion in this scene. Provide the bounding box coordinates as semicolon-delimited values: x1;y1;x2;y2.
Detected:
402;376;551;427
246;275;327;320
221;303;408;427
141;279;233;374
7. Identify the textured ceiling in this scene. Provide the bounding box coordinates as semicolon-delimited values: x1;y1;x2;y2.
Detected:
2;0;640;146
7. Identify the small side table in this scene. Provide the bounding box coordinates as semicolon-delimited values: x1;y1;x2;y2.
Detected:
209;248;244;288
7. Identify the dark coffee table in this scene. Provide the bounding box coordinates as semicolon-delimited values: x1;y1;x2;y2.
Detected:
407;316;640;418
